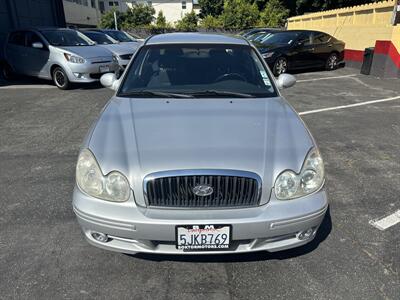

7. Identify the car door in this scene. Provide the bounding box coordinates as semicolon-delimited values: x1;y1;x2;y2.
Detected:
290;32;316;69
5;31;26;74
312;32;334;67
24;31;50;77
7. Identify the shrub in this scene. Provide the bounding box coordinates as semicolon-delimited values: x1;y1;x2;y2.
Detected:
199;15;223;29
175;11;199;32
99;8;125;29
260;0;289;27
121;4;155;29
219;0;259;30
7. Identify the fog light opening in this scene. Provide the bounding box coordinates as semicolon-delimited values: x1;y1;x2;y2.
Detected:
297;227;317;241
73;72;84;78
91;232;109;243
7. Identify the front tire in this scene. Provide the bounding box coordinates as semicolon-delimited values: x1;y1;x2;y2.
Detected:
1;62;16;80
326;53;339;71
273;57;288;76
52;67;70;90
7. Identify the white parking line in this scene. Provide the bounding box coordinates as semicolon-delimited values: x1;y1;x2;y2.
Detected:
299;96;400;115
297;74;358;83
0;85;55;89
369;210;400;230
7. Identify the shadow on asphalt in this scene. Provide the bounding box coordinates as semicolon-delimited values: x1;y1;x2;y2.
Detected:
0;74;104;90
130;207;332;263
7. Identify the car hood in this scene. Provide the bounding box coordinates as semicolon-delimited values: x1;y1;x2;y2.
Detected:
96;43;134;56
58;45;112;59
252;42;289;54
86;97;314;205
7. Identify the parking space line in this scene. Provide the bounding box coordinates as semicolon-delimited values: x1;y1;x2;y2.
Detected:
0;85;55;89
299;96;400;115
297;74;358;83
369;210;400;230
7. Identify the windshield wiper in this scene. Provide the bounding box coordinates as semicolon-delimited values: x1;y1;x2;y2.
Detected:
118;90;194;98
189;90;255;98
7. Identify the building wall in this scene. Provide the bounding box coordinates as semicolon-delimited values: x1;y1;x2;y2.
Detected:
0;0;65;59
287;0;400;78
63;0;101;27
125;0;199;23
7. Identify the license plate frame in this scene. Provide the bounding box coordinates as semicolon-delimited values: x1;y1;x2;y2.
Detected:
99;65;110;73
175;224;232;252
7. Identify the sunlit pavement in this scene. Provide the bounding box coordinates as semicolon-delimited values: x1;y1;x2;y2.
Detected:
0;68;399;299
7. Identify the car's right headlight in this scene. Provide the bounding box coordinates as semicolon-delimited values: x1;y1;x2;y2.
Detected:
274;148;325;200
262;52;274;59
76;149;130;202
64;53;85;64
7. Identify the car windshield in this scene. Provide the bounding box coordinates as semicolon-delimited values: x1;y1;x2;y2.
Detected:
119;44;277;98
106;31;135;42
84;32;116;45
260;32;300;45
41;30;95;46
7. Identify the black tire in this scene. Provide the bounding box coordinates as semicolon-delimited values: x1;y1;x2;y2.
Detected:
1;62;16;80
326;53;339;71
52;67;70;90
273;57;288;77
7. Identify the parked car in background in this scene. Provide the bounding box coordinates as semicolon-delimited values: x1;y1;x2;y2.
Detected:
81;31;136;69
243;28;282;42
240;28;282;39
73;33;328;255
1;27;119;89
89;29;142;48
253;30;345;76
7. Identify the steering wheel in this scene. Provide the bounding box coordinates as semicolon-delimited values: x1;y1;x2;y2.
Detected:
214;73;247;83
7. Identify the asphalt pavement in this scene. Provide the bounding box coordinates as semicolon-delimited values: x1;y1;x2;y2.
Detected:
0;68;399;299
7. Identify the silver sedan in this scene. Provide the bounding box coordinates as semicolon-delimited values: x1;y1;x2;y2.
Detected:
73;33;328;255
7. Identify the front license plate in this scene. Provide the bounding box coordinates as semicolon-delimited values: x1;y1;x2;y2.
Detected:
176;224;231;252
99;65;110;73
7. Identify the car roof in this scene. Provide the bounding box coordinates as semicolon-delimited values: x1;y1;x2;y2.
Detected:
10;27;74;33
146;33;249;46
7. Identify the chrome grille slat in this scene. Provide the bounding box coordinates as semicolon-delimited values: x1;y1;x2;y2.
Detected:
144;170;261;208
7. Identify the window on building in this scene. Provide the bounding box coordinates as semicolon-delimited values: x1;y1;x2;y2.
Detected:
65;0;89;5
109;1;119;6
182;1;186;9
91;0;96;8
99;1;105;12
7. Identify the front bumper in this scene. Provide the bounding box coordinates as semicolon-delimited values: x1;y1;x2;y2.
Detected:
73;187;328;255
65;61;119;83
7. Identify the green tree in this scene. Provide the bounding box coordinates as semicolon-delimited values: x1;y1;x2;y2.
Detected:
220;0;259;30
260;0;289;27
198;0;224;18
122;4;155;28
176;11;199;31
199;15;223;29
99;8;125;29
155;10;167;27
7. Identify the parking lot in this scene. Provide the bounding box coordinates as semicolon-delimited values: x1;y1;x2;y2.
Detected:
0;67;399;299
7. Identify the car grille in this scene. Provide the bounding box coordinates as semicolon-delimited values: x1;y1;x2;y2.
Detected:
144;170;261;208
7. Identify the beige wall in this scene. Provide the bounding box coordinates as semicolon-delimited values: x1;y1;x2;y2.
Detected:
287;0;397;51
63;0;101;27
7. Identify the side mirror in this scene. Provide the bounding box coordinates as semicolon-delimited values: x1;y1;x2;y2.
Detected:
32;42;44;49
276;73;296;89
100;73;120;90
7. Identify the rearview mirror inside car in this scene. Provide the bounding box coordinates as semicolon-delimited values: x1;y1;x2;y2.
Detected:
276;73;296;89
100;73;120;91
32;42;43;49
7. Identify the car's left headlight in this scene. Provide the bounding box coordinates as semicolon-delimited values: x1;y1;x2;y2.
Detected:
76;149;130;202
262;52;274;59
274;148;325;200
